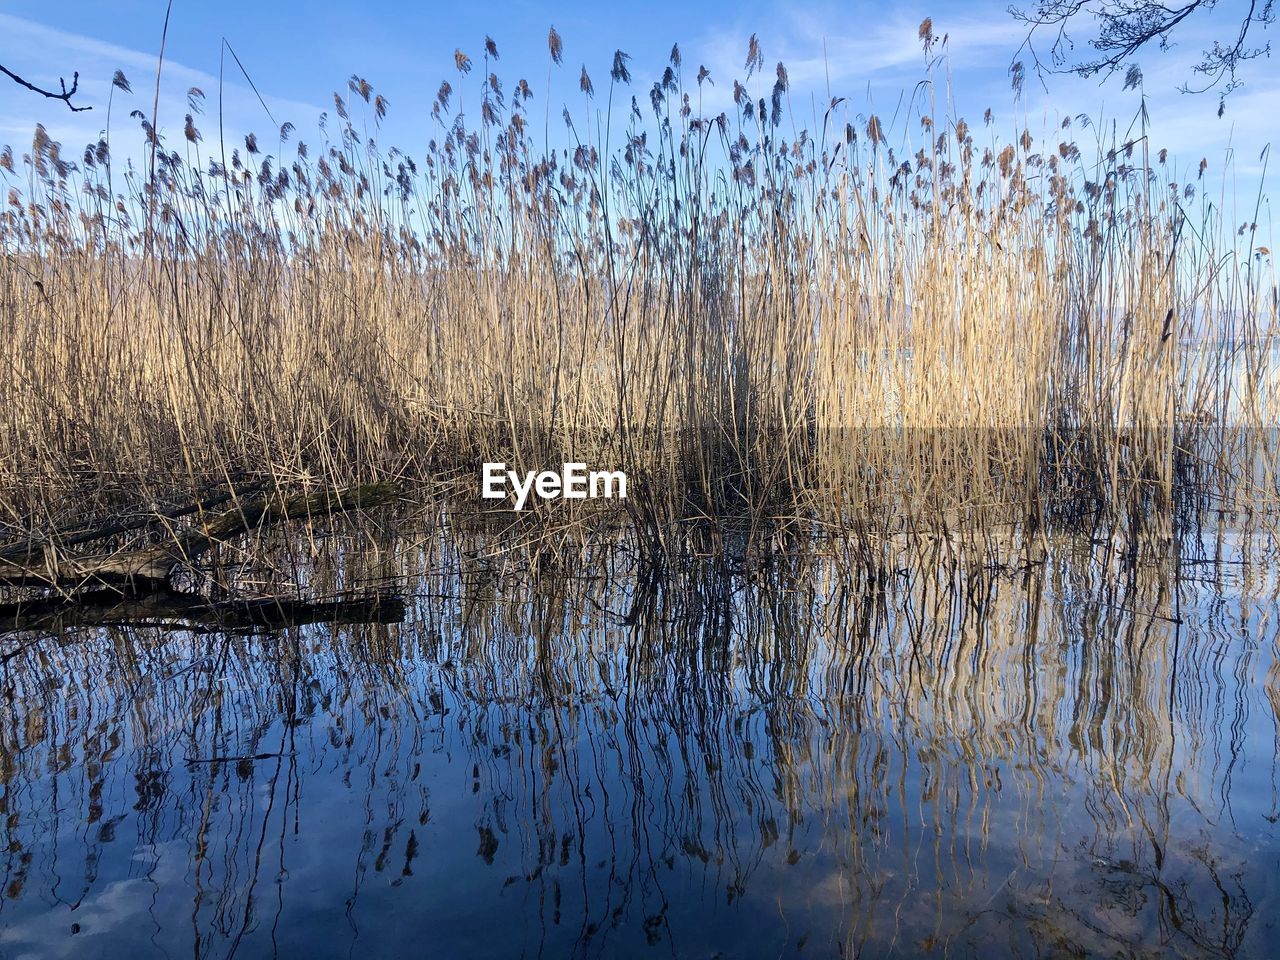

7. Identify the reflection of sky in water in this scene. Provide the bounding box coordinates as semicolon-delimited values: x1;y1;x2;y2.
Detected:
1182;340;1280;423
0;525;1278;959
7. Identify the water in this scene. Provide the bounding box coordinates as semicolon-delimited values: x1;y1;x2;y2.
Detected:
1;519;1278;958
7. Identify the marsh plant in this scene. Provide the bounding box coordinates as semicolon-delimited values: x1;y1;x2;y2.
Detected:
0;26;1276;563
1;28;1279;956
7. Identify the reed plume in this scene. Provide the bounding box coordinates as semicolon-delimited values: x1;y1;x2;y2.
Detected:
0;31;1275;564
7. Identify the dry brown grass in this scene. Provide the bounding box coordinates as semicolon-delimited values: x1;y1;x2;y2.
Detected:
0;35;1276;559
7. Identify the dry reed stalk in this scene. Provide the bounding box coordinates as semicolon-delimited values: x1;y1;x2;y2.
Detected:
0;36;1275;565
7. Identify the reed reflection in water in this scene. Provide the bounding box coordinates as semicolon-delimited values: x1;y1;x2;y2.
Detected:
1;523;1278;959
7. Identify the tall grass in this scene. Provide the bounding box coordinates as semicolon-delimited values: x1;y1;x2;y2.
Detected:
0;32;1276;557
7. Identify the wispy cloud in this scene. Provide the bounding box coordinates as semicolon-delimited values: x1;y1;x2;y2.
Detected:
678;1;1272;213
0;13;320;161
0;3;1269;231
689;6;1023;108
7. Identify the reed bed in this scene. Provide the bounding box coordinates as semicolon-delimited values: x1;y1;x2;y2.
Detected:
0;32;1276;559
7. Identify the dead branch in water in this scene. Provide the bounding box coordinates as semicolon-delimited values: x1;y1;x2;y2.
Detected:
0;589;406;649
0;481;400;590
0;482;267;567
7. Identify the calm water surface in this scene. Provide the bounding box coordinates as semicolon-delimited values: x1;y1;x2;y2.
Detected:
1;522;1278;958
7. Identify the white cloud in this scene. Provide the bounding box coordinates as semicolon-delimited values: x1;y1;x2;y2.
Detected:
672;1;1272;229
0;841;187;959
0;4;1269;234
0;13;321;168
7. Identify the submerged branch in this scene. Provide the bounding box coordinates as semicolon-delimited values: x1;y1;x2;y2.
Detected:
0;589;406;644
0;481;400;590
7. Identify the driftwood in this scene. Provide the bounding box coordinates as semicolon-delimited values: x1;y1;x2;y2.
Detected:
0;590;406;646
0;483;265;566
0;481;399;590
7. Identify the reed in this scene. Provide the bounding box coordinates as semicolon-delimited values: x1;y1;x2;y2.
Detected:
0;31;1275;560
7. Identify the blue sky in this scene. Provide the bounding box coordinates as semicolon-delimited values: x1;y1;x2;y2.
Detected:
0;0;1273;235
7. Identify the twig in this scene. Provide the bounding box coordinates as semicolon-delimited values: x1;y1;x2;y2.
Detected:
0;63;91;112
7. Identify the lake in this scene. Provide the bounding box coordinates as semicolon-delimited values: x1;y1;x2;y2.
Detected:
1;513;1278;958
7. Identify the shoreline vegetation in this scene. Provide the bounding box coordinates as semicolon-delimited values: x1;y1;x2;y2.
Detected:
0;28;1277;583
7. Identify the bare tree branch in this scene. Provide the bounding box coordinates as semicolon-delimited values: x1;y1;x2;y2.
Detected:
1008;0;1275;112
0;62;92;112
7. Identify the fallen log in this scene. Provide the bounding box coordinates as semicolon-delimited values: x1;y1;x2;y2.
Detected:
0;482;265;567
0;481;399;590
0;589;406;644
